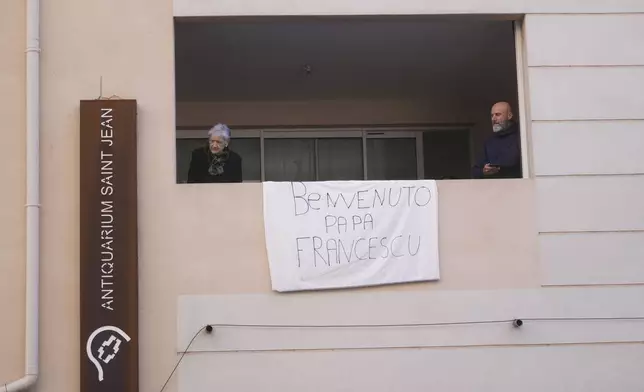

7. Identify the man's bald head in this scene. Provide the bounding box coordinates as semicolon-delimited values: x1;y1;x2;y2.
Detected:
491;102;514;132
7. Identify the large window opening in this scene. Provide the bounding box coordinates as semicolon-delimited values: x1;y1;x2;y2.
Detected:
174;16;523;183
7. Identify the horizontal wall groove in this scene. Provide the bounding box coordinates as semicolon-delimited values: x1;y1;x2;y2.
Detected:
532;118;644;123
180;289;644;355
526;12;644;16
542;283;644;288
539;229;644;235
175;11;644;17
179;340;644;355
535;173;644;178
529;64;644;69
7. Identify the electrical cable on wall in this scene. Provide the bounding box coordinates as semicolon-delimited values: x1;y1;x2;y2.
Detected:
159;326;207;392
158;316;644;392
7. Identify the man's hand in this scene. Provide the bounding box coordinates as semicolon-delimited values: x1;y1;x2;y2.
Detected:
483;164;500;176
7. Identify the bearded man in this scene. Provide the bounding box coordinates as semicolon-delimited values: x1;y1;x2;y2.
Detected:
472;101;522;179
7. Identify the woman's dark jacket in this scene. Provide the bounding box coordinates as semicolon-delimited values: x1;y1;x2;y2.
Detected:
187;146;243;183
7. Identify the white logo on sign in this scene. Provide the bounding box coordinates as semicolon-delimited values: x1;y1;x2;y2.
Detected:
86;326;131;381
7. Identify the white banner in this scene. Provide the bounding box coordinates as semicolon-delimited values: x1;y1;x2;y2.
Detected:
263;180;440;292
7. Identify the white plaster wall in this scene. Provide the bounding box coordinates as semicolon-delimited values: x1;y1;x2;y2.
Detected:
528;67;644;121
532;121;644;176
180;344;644;392
525;14;644;66
0;1;539;388
174;0;644;17
525;14;644;286
178;288;644;351
0;0;26;384
540;232;644;286
177;288;644;392
536;176;644;232
1;1;644;391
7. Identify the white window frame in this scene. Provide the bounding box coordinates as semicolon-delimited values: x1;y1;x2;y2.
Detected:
514;19;532;179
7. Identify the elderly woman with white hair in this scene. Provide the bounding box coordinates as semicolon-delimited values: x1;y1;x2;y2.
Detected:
187;123;243;183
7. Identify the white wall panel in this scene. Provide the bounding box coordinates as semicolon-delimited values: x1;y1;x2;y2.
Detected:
174;0;644;17
527;13;644;293
540;232;644;285
536;176;644;232
178;288;644;351
529;67;644;121
532;121;644;176
525;14;644;66
179;344;644;392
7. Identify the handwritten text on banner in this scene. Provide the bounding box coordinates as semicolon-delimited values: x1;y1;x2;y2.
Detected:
263;180;440;292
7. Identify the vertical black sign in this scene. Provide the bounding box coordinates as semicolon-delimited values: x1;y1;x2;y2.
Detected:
80;100;138;392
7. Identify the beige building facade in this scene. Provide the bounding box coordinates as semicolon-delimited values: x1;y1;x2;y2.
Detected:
1;0;644;391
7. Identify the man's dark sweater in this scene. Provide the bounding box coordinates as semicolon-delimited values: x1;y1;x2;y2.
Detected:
472;123;522;179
